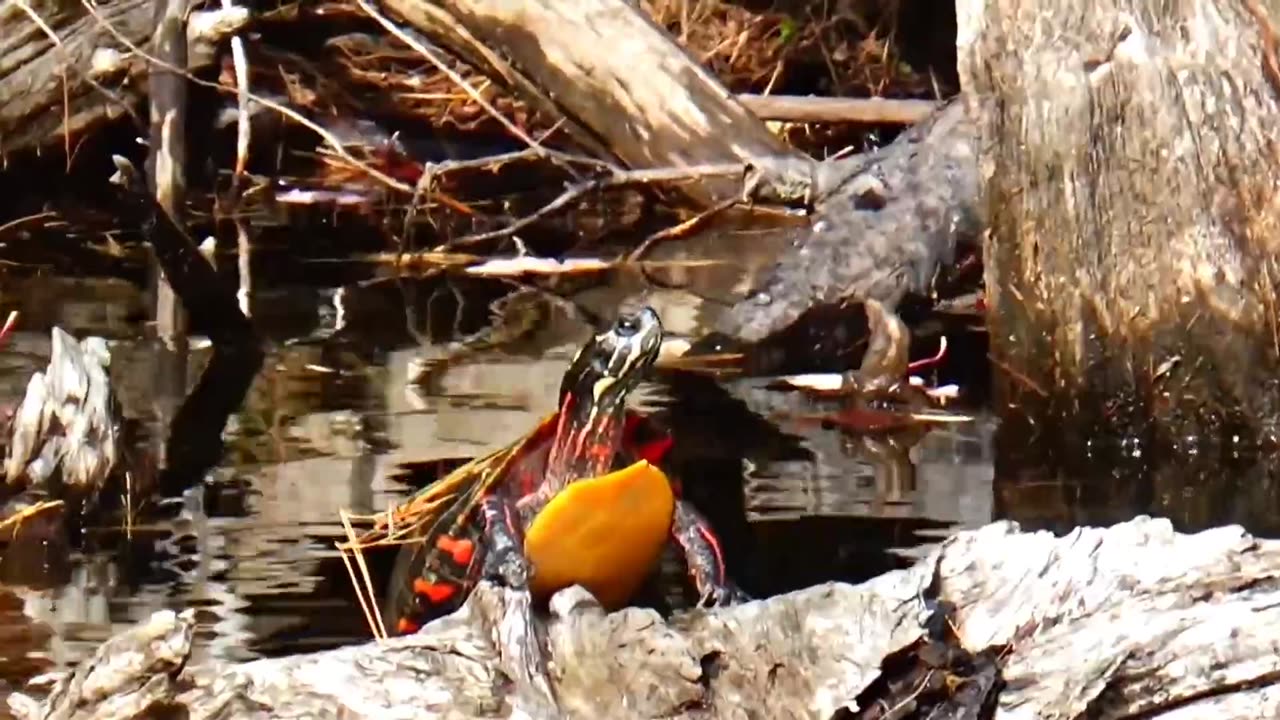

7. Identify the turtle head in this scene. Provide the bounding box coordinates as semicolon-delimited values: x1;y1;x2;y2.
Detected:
559;307;663;417
543;307;663;488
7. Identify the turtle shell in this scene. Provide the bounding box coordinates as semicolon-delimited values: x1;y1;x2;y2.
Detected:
381;407;672;634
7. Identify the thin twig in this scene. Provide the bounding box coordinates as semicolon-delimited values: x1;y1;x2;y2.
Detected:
628;195;740;261
0;499;63;535
220;0;251;182
0;211;58;236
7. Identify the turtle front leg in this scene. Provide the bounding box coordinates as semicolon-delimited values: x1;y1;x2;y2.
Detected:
477;493;559;710
478;493;532;590
671;500;749;607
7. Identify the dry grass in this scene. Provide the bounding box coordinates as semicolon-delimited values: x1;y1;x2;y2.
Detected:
646;0;931;98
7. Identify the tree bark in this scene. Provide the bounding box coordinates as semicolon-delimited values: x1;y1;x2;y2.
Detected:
956;0;1280;463
13;517;1280;719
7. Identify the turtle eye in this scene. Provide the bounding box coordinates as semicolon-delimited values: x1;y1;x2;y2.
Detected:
614;315;638;336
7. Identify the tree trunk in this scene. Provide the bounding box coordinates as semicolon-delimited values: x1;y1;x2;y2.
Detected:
381;0;804;204
955;0;1280;471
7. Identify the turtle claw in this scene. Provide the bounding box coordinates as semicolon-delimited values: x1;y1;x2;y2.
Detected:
493;584;559;713
696;580;750;608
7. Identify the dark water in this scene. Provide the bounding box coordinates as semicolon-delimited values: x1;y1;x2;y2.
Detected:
0;256;982;703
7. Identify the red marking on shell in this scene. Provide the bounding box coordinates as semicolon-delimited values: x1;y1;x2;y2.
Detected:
397;617;421;635
636;435;674;464
436;535;475;566
624;414;674;464
413;578;458;604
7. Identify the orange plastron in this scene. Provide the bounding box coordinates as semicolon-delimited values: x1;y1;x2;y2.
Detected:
523;460;675;609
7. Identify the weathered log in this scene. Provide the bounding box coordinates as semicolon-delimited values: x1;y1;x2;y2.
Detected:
955;0;1280;459
711;98;982;349
379;0;804;204
13;517;1280;719
0;0;151;155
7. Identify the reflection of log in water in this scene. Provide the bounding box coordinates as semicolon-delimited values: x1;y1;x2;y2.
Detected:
156;345;264;499
654;371;993;594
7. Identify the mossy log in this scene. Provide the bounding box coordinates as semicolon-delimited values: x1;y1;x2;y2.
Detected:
955;0;1280;465
12;517;1280;719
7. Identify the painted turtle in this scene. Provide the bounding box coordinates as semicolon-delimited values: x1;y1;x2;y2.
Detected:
383;306;744;636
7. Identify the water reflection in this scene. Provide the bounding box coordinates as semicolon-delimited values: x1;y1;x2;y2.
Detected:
0;267;996;699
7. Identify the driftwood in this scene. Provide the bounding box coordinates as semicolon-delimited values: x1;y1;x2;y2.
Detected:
711;99;982;347
379;0;804;204
13;516;1280;719
955;0;1280;453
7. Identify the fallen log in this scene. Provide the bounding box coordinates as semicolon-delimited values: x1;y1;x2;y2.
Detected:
0;1;248;156
709;98;982;352
366;0;806;204
955;0;1280;464
12;516;1280;719
385;0;982;320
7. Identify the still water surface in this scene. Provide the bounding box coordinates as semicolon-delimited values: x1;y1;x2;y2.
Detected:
14;249;1263;707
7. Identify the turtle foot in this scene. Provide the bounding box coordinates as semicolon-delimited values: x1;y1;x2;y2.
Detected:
479;494;532;590
491;584;559;714
695;579;751;608
671;500;748;608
